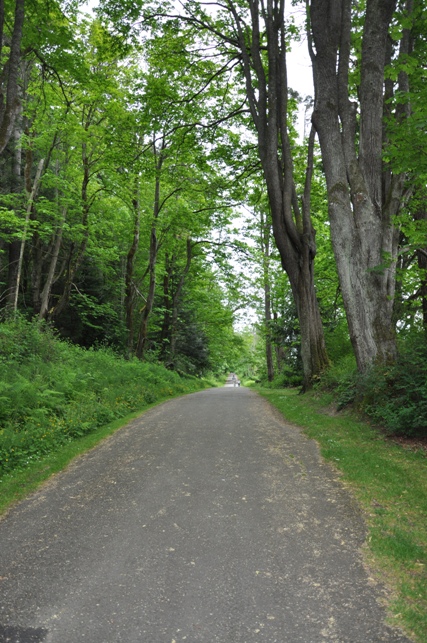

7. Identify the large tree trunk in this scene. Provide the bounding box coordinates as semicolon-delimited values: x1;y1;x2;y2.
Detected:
0;0;25;155
227;0;329;389
309;0;406;371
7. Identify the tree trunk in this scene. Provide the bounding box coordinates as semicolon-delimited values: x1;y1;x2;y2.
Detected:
260;210;274;382
6;241;20;309
11;157;44;312
135;145;164;359
51;129;92;320
31;231;43;314
3;103;23;309
31;124;59;316
169;238;192;361
38;207;67;320
0;0;25;155
135;221;157;359
160;254;172;359
124;188;141;355
227;0;329;389
309;0;405;371
0;238;6;304
273;311;285;372
264;280;274;382
414;200;427;327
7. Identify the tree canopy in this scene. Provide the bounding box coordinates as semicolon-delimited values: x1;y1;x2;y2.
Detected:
0;0;426;389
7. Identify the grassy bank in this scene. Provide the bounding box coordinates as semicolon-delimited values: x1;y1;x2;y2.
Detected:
0;318;216;512
257;387;427;642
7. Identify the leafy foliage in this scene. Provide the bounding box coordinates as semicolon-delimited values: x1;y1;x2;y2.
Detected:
0;317;210;474
359;334;427;437
318;332;427;437
0;1;426;439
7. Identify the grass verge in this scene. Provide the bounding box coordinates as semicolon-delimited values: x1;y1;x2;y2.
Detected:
256;387;427;643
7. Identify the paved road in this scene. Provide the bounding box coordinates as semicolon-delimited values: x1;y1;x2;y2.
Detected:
0;387;411;643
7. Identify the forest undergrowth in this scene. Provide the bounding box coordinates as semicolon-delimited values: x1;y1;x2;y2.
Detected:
0;317;214;478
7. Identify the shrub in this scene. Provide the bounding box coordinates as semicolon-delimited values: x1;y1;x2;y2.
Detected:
324;318;353;364
317;354;358;409
360;335;427;437
319;333;427;437
263;366;303;389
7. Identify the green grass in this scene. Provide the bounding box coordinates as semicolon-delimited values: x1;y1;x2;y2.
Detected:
256;387;427;643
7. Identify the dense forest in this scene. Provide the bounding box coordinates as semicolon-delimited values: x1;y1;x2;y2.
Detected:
0;0;426;436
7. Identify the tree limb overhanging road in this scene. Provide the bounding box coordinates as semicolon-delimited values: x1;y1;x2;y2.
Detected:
0;387;412;643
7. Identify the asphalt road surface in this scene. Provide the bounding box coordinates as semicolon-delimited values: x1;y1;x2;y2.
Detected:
0;386;412;643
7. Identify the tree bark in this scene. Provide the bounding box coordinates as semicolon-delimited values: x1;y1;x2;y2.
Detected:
227;0;329;389
124;187;141;355
309;0;405;371
260;210;274;382
135;143;165;359
38;207;67;320
0;0;25;155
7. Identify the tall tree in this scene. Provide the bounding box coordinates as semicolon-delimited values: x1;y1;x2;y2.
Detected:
97;0;330;388
308;0;417;370
0;0;25;155
384;3;427;330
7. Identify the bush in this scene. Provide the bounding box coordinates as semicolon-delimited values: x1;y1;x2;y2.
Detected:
318;354;358;410
360;335;427;437
262;366;303;389
324;318;353;364
319;333;427;437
